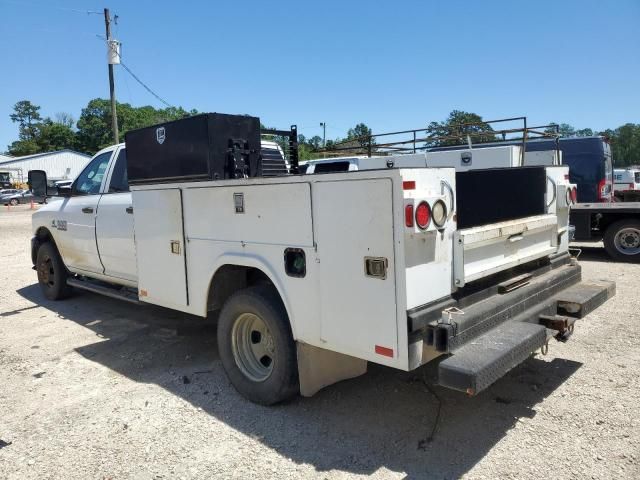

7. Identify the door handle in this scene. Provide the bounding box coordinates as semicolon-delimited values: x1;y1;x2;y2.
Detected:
81;207;94;214
508;234;524;243
126;206;133;214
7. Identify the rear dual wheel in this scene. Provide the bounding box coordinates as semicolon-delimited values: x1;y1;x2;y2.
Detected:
217;286;299;405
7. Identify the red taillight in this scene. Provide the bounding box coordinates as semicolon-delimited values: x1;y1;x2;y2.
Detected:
403;180;416;190
597;178;610;202
570;186;577;203
415;201;431;229
405;204;414;227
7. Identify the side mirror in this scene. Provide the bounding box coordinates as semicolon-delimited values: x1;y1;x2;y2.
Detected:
28;170;48;198
56;185;72;197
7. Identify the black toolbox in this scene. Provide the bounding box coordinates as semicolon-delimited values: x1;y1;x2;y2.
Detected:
125;113;261;185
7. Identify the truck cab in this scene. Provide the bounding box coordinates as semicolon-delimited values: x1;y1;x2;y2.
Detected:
32;144;137;286
33;137;294;288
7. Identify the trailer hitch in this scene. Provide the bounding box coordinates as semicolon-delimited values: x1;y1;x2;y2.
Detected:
538;314;576;342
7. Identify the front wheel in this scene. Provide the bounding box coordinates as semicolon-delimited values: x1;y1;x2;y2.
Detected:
217;286;299;405
604;220;640;262
9;198;18;206
36;242;72;300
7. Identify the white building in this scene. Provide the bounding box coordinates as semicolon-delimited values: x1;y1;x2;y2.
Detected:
0;149;91;184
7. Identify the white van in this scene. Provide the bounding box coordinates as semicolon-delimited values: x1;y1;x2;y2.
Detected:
614;168;640;196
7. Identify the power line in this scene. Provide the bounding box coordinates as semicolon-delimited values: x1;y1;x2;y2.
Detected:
118;61;173;108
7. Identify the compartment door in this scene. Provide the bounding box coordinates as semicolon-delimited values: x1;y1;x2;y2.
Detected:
132;189;188;309
314;178;398;362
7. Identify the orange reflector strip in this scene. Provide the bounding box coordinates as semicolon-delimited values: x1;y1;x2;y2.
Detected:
375;345;394;357
403;181;416;190
140;289;148;297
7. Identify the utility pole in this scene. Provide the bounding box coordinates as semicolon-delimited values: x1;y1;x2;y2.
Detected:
104;8;119;144
320;122;326;148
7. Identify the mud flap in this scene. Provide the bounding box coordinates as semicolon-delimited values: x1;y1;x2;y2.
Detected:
297;343;367;397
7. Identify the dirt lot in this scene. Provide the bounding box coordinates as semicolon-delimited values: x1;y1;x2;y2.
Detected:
0;205;638;479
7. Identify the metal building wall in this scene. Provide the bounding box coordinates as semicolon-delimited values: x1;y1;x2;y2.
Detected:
0;150;91;183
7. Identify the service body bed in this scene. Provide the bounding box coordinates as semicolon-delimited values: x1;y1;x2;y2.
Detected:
131;166;613;395
132;168;454;370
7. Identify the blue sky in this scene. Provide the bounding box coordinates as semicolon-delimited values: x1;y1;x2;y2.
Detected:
1;0;638;152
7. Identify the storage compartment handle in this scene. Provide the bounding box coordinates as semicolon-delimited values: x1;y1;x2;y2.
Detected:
440;179;455;220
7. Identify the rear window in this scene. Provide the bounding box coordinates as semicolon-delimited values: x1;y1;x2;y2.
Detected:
313;161;351;173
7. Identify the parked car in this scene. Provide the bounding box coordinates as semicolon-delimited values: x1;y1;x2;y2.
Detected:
2;189;46;206
0;188;21;198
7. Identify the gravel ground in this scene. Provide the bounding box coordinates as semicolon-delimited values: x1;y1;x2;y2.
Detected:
0;205;638;480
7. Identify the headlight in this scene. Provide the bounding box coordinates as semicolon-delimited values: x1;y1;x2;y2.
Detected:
432;200;447;228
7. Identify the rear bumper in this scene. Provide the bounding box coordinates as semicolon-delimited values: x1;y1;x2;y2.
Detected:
408;254;615;395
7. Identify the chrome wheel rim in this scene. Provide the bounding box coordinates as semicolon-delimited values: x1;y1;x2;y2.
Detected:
614;227;640;256
231;313;275;382
10;199;17;206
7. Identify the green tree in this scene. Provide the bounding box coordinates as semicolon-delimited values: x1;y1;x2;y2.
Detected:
10;100;42;141
8;118;77;155
603;123;640;167
324;123;375;154
75;98;196;154
306;135;323;150
8;100;45;154
7;138;39;156
35;120;77;151
426;110;496;146
346;123;374;147
574;128;594;137
545;123;594;138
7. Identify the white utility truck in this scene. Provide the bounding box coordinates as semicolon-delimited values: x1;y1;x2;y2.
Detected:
29;113;614;405
303;145;560;174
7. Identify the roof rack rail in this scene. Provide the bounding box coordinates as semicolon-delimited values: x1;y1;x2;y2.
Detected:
315;117;561;167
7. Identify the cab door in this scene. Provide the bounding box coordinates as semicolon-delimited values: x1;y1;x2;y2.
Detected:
96;147;137;283
57;150;113;274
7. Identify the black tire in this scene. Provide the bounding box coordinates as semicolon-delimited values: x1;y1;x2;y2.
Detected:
603;219;640;263
36;242;73;300
217;285;298;405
